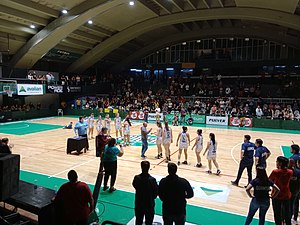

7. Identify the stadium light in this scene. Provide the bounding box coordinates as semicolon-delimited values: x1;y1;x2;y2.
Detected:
88;20;93;25
30;24;36;29
62;9;68;14
129;1;135;6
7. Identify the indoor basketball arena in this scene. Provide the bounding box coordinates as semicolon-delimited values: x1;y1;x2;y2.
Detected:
0;1;300;225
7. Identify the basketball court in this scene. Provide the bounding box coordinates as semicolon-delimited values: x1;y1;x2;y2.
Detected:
1;116;299;225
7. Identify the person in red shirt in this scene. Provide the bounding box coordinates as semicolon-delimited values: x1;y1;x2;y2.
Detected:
95;127;110;157
269;156;293;225
54;170;94;225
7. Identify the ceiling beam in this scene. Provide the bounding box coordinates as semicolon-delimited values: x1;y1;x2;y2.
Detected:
72;30;102;43
81;25;113;37
0;20;37;35
9;0;122;69
186;0;197;10
172;0;185;11
0;5;49;26
2;0;59;18
67;7;300;72
138;0;160;15
217;0;224;7
152;0;172;14
202;0;210;8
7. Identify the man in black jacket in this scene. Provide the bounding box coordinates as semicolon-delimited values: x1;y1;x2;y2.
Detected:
132;161;158;225
158;162;194;225
0;138;12;154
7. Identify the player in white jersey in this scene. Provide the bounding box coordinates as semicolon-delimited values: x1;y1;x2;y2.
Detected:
96;115;102;134
123;115;131;146
114;113;122;138
154;122;163;159
176;126;190;165
192;129;203;167
162;122;173;162
87;113;95;139
104;114;111;135
203;133;221;175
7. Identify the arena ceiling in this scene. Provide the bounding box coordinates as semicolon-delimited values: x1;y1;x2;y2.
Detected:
1;0;300;73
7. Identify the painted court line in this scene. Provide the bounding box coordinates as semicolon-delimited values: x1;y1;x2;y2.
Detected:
48;158;97;178
230;142;241;165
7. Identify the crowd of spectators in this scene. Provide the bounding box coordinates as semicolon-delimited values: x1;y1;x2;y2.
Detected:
0;102;41;112
59;74;96;86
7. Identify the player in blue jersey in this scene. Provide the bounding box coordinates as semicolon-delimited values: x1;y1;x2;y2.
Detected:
254;139;271;168
232;135;256;187
290;144;300;161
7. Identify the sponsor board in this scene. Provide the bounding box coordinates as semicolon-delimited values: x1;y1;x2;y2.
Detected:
153;175;230;203
65;86;81;93
166;114;205;124
230;117;253;127
127;215;196;225
129;112;162;121
206;116;228;126
17;84;44;95
47;85;63;93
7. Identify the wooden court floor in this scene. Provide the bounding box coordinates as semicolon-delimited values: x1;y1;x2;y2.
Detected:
1;116;299;222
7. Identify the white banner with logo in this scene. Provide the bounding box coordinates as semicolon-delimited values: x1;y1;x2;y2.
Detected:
148;113;163;121
206;116;228;126
47;85;63;93
17;84;44;95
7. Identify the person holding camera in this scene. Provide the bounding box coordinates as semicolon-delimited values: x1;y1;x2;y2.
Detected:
102;138;124;193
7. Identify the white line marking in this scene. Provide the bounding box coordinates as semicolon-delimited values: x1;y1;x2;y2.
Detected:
48;158;97;178
1;124;30;130
230;143;241;165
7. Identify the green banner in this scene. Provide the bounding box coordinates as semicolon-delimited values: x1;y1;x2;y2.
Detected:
165;114;205;124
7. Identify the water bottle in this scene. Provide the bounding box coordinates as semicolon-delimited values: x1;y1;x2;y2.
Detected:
34;179;38;193
54;185;58;194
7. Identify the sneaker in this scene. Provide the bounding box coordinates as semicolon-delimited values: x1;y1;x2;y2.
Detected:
165;159;169;163
292;219;298;224
207;170;212;174
159;153;163;158
231;181;238;186
155;155;160;159
196;163;202;168
216;169;221;175
103;186;108;191
177;161;180;165
182;161;188;165
108;187;116;193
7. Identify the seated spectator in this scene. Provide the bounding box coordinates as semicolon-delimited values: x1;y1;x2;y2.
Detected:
256;105;263;118
54;170;94;225
0;138;12;154
63;122;73;129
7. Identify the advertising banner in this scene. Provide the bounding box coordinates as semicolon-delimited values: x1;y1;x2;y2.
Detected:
206;116;228;126
166;114;205;124
17;84;44;95
230;117;253;127
148;113;163;121
65;86;81;93
47;85;63;93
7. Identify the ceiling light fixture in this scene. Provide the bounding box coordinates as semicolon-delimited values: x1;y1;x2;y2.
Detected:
88;20;93;25
245;37;250;41
62;9;68;14
182;42;187;45
30;24;36;29
129;1;135;6
196;40;201;43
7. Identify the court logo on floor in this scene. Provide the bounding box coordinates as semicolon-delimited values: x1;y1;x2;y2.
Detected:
127;215;196;225
117;135;156;147
153;175;230;203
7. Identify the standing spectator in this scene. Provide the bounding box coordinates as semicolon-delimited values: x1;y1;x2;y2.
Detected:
102;138;124;193
141;122;152;159
231;135;256;187
158;163;194;225
288;159;300;224
132;161;158;225
255;139;271;168
143;105;149;123
54;170;94;225
290;144;300;161
269;156;293;225
244;166;280;225
95;127;109;157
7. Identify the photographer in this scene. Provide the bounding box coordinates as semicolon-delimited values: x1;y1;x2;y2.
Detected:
102;138;124;193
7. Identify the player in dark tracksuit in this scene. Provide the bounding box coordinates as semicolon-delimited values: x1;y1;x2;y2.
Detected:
231;135;256;187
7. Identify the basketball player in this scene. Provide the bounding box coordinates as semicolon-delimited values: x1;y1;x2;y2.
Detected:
96;115;102;135
104;114;111;136
191;129;203;168
155;111;161;123
87;113;95;139
203;133;221;175
154;122;163;159
114;113;122;138
162;122;173;163
176;126;190;165
123;115;131;146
